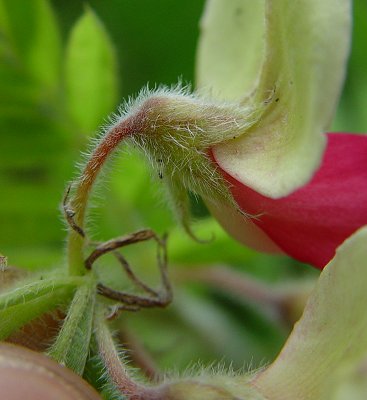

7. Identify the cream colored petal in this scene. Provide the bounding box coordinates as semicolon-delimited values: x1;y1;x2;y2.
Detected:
252;226;367;400
212;0;351;197
196;0;265;101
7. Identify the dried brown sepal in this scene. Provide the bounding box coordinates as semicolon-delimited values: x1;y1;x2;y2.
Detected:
86;230;172;315
84;229;158;270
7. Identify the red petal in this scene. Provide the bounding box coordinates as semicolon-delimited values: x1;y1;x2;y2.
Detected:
216;133;367;269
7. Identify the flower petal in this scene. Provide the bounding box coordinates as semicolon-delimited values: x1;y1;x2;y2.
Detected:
209;0;351;198
216;133;367;268
196;0;265;101
252;225;367;399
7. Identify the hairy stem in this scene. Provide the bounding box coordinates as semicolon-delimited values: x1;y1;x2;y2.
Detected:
94;306;159;400
67;111;147;276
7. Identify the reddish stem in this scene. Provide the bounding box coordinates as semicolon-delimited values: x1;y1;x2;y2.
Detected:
95;309;161;400
67;109;147;276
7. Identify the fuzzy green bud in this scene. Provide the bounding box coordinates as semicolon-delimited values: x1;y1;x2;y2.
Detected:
153;375;265;400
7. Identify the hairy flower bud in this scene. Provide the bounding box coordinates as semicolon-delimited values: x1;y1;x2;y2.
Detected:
154;375;265;400
101;86;263;237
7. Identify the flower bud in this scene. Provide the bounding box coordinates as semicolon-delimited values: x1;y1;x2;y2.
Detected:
107;86;263;237
128;87;261;202
0;343;101;399
154;375;265;400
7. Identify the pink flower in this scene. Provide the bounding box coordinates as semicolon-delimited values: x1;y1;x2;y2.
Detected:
193;0;366;268
212;132;367;268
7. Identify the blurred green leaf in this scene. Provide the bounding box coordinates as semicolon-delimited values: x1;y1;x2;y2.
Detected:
27;0;62;89
0;0;61;90
332;1;367;133
0;1;76;267
65;6;118;133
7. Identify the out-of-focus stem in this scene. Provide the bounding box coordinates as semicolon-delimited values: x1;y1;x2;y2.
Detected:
175;266;314;326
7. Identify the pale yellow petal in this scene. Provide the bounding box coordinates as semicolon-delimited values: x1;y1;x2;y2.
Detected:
196;0;265;101
252;226;367;400
212;0;351;197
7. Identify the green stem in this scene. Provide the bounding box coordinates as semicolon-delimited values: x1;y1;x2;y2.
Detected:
67;111;146;276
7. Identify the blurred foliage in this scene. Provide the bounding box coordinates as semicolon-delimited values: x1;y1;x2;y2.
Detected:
0;0;366;379
334;0;367;132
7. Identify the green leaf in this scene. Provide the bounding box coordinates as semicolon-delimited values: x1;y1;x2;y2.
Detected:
0;0;61;89
0;290;72;340
0;275;79;340
26;0;62;89
0;1;10;44
48;276;96;375
0;275;83;308
253;226;367;399
65;6;118;133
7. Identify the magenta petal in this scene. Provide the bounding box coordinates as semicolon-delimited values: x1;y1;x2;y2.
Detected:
217;133;367;269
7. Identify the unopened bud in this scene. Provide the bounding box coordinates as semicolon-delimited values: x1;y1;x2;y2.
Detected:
154;375;265;400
